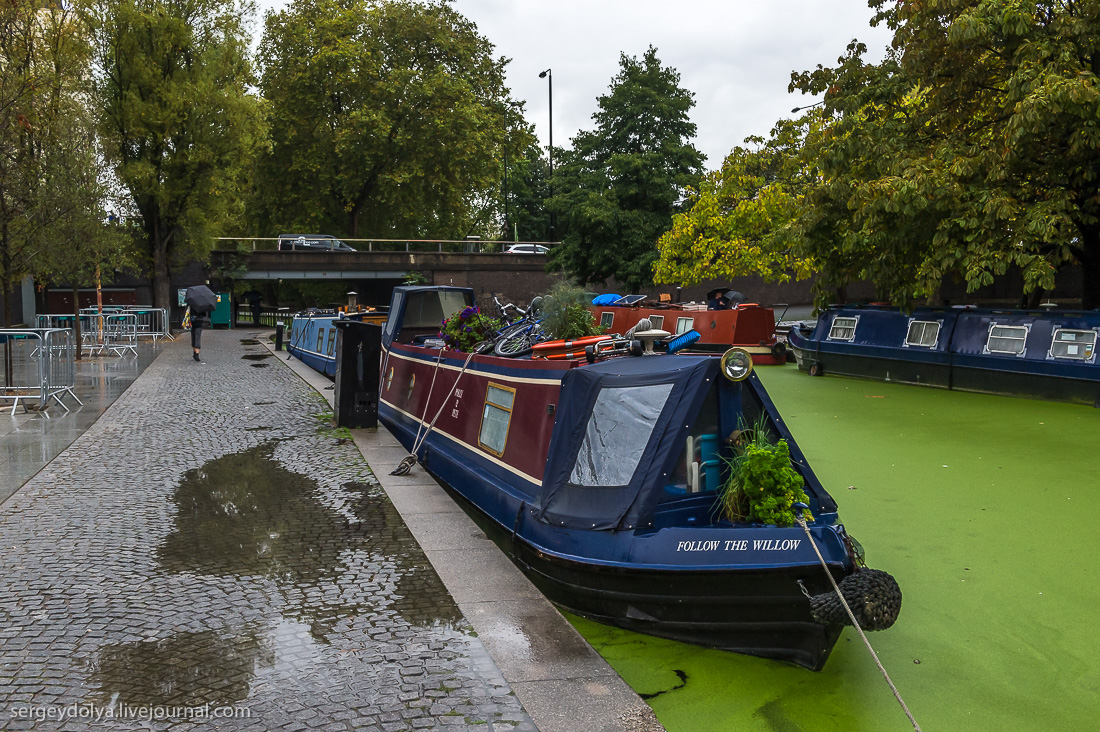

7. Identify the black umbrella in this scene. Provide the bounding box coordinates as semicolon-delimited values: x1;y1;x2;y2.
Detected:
185;285;218;314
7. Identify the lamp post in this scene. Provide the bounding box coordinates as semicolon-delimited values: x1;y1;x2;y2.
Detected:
539;68;554;242
791;99;825;114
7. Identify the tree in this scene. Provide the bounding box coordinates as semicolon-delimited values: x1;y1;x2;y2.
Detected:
653;117;818;288
254;0;528;240
87;0;262;309
504;139;551;243
548;47;705;292
789;1;1100;308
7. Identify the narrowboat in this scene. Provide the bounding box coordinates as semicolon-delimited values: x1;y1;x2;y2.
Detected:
375;286;898;670
589;296;786;364
286;308;387;377
788;304;1100;406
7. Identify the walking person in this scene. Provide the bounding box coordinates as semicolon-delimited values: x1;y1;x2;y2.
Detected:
184;284;219;363
191;308;208;361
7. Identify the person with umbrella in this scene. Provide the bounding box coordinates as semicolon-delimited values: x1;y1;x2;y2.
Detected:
184;285;217;362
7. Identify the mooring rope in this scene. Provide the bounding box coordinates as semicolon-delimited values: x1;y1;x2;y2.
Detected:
795;514;921;731
392;348;479;475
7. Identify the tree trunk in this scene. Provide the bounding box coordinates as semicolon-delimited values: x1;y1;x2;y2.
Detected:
151;219;172;310
71;282;82;361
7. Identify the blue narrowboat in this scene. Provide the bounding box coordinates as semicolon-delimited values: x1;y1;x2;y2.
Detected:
788;305;1100;406
372;286;898;670
287;309;388;377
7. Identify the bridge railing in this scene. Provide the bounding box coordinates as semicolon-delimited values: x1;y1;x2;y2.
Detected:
215;237;555;254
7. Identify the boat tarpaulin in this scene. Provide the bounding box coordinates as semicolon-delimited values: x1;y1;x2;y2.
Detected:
535;355;718;530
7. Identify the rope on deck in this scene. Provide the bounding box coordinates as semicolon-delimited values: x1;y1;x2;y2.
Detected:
392;348;479;476
795;513;921;731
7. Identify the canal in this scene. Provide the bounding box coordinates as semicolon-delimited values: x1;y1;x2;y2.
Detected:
572;363;1100;730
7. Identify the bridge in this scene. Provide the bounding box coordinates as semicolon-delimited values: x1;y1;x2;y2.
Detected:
209;245;557;303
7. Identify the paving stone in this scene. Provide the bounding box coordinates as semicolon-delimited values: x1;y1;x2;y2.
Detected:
0;333;532;731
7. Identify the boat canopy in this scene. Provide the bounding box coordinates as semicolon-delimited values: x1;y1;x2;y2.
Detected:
535;355;720;531
382;286;474;348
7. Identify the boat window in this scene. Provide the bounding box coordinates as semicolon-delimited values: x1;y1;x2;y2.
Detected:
479;383;516;456
1049;328;1096;360
675;317;694;335
649;315;664;330
403;290;470;328
316;329;325;353
905;320;940;348
570;383;674;487
986;324;1028;354
326;329;336;356
600;312;614;328
828;316;858;341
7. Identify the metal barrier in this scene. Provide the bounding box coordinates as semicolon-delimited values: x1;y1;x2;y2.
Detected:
104;313;138;356
0;328;83;417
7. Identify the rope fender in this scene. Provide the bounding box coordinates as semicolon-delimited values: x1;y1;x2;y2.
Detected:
808;568;902;631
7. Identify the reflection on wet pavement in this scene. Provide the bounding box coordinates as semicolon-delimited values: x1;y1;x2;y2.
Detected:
156;444;462;634
92;627;275;707
0;347;160;504
0;331;533;730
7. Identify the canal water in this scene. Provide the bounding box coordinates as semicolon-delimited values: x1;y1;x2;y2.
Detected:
572;363;1100;731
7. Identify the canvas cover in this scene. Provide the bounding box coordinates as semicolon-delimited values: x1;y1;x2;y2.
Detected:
535;355;718;531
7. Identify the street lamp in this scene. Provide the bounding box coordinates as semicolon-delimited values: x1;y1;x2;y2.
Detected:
791;99;825;114
539;68;554;242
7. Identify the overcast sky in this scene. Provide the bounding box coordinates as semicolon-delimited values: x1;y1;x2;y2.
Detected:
255;1;894;168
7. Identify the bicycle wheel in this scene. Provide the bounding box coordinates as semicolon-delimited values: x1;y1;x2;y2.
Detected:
493;322;537;357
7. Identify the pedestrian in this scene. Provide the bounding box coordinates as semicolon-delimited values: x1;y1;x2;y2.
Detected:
191;308;209;361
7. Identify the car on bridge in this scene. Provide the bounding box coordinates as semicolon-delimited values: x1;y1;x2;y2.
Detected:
278;234;355;252
504;243;549;255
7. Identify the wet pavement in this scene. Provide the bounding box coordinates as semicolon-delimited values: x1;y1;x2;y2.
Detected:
0;331;534;730
0;346;160;504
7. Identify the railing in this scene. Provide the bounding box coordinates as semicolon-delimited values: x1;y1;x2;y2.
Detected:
235;304;294;329
214;237;556;253
36;307;173;351
0;328;83;417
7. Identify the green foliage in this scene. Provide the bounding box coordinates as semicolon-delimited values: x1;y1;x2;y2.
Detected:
786;1;1100;308
718;416;809;527
87;0;263;308
439;306;500;352
549;47;705;292
654;117;818;287
540;282;603;340
254;0;531;241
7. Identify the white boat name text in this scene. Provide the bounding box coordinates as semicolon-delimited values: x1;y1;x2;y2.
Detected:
675;539;802;552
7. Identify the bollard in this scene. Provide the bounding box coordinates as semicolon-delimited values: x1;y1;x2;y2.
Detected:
275;323;284;351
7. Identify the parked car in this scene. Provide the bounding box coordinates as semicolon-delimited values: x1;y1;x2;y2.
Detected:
504;243;549;254
278;234;355;252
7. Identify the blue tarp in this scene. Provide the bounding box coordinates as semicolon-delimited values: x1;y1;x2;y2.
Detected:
591;294;622;306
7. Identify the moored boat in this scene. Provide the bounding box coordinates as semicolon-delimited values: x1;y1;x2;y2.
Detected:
286;308;388;377
589;297;786;363
375;286;899;670
788;304;1100;406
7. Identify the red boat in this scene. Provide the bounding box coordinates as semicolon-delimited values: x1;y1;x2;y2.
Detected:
589;299;786;364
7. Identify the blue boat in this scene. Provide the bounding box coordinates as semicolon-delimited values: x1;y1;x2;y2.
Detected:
788;305;1100;406
372;286;899;670
286;308;388;377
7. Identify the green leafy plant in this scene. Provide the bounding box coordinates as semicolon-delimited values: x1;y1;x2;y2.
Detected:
718;415;810;527
540;282;605;340
439;306;501;352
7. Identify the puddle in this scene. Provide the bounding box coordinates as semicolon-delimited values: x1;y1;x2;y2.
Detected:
251;363;269;368
239;339;260;345
253;401;275;406
241;354;271;361
91;627;274;707
157;445;462;635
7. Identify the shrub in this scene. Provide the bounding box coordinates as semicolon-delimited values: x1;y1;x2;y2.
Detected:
718;416;810;527
439;306;500;352
540;282;604;340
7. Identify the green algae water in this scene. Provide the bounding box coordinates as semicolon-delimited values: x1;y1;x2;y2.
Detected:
570;364;1100;731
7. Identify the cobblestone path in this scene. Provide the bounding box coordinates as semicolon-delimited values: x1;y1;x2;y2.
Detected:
0;331;534;731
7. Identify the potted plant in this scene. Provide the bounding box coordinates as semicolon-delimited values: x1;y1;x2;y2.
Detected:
439;306;501;353
717;416;811;527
